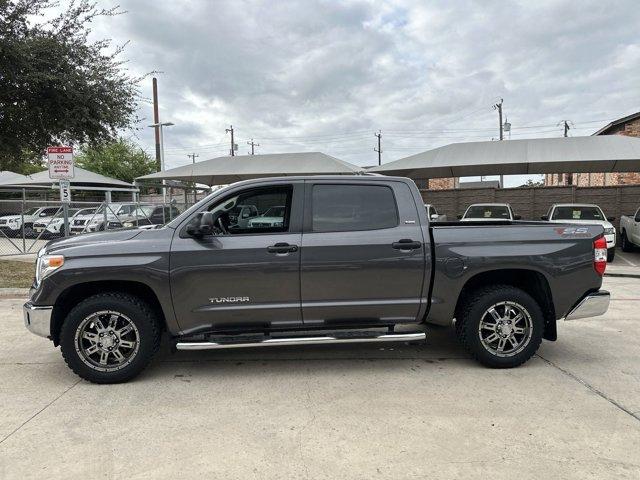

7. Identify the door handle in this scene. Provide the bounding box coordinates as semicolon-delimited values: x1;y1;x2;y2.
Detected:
267;242;298;254
392;239;422;250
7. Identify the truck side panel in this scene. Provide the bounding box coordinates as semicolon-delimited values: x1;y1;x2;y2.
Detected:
426;223;604;325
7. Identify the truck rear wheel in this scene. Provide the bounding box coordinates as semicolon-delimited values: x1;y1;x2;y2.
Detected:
59;293;161;383
457;285;544;368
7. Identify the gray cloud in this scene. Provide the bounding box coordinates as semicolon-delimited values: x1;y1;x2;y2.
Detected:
90;0;640;186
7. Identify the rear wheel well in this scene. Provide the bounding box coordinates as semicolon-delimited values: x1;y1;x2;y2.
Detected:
51;281;166;346
454;269;557;341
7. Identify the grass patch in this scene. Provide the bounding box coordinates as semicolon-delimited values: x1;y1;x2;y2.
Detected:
0;260;34;288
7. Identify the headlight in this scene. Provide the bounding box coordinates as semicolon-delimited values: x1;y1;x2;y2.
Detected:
124;222;134;228
604;227;615;235
35;253;65;287
7;218;19;225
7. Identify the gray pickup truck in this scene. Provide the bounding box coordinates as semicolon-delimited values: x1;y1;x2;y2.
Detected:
24;176;610;383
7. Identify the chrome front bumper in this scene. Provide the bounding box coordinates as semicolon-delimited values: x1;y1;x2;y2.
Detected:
23;302;53;338
565;291;610;321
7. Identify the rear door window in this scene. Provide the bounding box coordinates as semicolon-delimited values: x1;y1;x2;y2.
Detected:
311;184;398;232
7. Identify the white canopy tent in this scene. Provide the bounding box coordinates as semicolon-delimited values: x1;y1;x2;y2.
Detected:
0;166;135;191
369;136;640;179
0;171;29;184
136;152;363;186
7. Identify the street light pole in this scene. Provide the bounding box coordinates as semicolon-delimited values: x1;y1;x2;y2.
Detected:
148;121;174;205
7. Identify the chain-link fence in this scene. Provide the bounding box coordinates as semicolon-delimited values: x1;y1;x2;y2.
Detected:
0;198;192;256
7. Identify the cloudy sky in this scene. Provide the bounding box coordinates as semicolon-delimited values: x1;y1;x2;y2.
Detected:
89;0;640;186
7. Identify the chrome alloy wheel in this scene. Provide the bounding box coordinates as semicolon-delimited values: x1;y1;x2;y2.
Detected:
74;310;140;372
478;301;533;357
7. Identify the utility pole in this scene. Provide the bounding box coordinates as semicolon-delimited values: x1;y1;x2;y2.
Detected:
374;130;382;166
247;138;259;155
187;153;199;164
152;78;161;171
493;99;504;188
557;120;574;186
558;120;572;137
225;125;235;156
148;122;175;205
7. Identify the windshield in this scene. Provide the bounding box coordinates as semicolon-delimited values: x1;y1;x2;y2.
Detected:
464;205;510;219
75;208;96;217
262;206;285;217
24;207;39;215
134;205;155;217
552;206;604;221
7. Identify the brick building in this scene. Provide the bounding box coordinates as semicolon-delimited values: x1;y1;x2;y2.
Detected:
545;111;640;187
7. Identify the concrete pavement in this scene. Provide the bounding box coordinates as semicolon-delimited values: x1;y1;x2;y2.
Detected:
0;276;639;479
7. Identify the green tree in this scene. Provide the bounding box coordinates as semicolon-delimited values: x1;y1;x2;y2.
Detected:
75;139;156;184
0;0;144;173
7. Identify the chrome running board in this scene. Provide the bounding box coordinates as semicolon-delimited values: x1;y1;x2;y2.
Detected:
175;332;426;351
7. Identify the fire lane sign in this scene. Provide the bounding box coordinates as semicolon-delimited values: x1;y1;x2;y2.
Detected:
48;146;74;179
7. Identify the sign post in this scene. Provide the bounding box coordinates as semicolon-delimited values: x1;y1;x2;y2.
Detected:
48;146;74;237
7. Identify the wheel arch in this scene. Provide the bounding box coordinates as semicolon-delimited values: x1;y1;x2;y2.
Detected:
454;268;557;341
51;280;166;346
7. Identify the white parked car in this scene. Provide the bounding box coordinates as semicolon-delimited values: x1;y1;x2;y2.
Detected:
459;203;520;222
0;206;61;237
620;206;640;252
248;206;286;228
425;204;447;222
70;203;139;234
33;207;96;238
543;204;616;262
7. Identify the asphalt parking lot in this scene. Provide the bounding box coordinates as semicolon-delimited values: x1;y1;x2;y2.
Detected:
0;275;638;479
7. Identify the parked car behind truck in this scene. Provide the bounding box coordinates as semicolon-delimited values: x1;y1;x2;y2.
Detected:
543;204;616;261
24;175;610;383
0;206;61;237
459;203;520;221
620;206;640;251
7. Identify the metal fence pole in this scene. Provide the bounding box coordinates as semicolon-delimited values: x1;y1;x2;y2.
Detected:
21;188;26;253
62;202;69;237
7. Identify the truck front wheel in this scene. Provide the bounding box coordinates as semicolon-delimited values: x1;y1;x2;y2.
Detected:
59;292;161;383
456;285;544;368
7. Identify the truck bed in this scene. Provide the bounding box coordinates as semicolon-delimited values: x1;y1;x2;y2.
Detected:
425;221;605;326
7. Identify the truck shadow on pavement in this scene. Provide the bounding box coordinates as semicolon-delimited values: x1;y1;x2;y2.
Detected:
145;325;477;379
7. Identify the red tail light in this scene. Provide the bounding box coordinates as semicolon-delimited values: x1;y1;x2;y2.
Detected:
594;236;607;276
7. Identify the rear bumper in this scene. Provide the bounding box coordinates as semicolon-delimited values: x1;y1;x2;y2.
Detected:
565;291;610;321
23;302;53;338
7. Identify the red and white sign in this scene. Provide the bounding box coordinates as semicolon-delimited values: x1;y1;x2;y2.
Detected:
47;146;74;179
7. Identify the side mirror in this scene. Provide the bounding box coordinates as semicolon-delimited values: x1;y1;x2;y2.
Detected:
430;213;439;221
199;212;214;235
186;212;214;237
540;215;549;221
457;214;463;220
514;215;522;220
607;216;615;222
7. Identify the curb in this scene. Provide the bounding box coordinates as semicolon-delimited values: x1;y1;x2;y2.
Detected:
0;288;30;298
605;273;640;279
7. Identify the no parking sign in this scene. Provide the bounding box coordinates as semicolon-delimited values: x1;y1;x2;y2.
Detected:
47;146;74;179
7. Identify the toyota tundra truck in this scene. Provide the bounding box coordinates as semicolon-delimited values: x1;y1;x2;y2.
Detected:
23;176;610;383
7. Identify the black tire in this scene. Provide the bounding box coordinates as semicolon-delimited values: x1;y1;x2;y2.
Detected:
607;248;615;262
621;231;633;252
457;285;544;368
60;292;161;383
